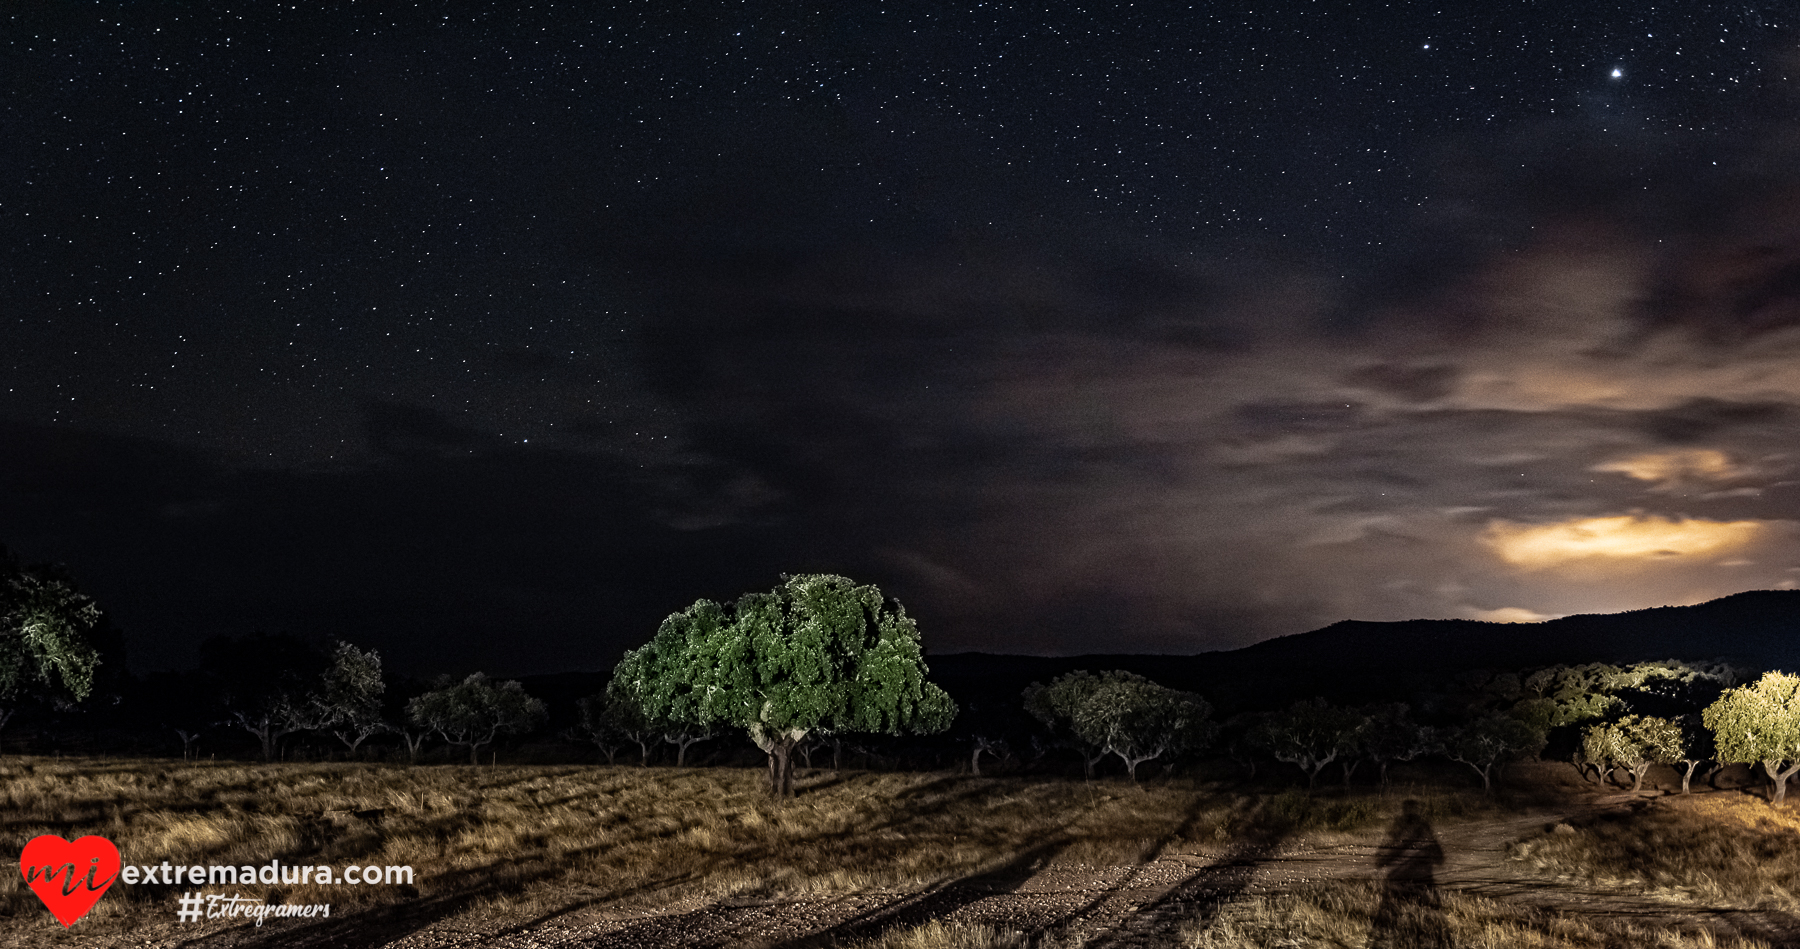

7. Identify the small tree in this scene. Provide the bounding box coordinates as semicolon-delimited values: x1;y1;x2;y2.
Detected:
1445;712;1544;792
0;564;103;737
1026;671;1215;781
1668;714;1714;794
201;633;331;760
1580;720;1627;788
1257;699;1367;789
318;642;388;755
1703;670;1800;804
661;721;719;767
1361;704;1438;786
616;574;957;798
398;726;431;764
1024;671;1111;777
407;673;547;765
969;735;1007;775
574;692;637;765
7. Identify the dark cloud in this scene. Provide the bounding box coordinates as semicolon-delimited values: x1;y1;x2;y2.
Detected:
0;414;813;676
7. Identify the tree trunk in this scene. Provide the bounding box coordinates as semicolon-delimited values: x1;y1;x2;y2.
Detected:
673;735;708;767
1454;757;1493;792
1765;760;1800;803
767;738;798;798
1378;760;1390;786
469;742;482;765
1681;760;1699;794
1341;759;1359;786
1306;763;1320;790
970;746;983;775
1629;763;1647;792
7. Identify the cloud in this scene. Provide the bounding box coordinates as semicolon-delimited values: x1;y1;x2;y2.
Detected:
1466;606;1556;623
1591;448;1748;488
1482;516;1766;568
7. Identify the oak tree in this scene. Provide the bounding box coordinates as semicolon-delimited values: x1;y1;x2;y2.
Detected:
1703;671;1800;804
407;673;546;765
615;574;956;798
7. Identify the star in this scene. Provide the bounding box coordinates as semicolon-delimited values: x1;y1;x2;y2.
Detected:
1611;68;1623;78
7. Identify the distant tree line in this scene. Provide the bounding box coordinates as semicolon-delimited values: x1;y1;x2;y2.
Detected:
15;544;1800;806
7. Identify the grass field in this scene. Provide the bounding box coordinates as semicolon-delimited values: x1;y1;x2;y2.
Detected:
1509;792;1800;911
1;757;1793;947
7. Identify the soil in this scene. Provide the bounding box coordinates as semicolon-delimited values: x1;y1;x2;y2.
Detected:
23;779;1800;949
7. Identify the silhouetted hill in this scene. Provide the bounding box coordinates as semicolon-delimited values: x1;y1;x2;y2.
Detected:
930;589;1800;715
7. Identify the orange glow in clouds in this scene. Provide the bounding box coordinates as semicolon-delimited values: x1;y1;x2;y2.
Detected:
1591;449;1740;485
1483;515;1763;568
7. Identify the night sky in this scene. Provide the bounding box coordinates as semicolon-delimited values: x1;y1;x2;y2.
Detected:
7;2;1800;677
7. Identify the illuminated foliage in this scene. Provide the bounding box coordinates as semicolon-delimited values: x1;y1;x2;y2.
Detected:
0;567;102;728
1702;671;1800;804
0;550;106;743
1580;715;1686;791
617;574;957;798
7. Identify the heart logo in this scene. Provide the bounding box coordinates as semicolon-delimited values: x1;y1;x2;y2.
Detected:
20;835;120;927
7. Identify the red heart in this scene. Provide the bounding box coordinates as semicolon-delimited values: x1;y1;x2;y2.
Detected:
20;835;120;927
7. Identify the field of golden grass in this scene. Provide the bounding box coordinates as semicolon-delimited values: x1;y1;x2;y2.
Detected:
1;757;1793;948
0;756;1503;945
1509;791;1800;912
1182;880;1772;949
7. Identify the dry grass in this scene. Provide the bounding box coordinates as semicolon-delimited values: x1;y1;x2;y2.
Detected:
1181;880;1772;949
0;757;1511;945
1508;793;1800;909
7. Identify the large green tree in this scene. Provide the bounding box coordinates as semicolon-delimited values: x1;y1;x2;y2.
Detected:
615;574;957;798
1703;671;1800;803
0;558;104;737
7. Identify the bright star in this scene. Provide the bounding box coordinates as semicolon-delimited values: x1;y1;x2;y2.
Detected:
1611;68;1623;78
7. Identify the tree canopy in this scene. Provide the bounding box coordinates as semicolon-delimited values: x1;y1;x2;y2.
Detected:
614;573;957;797
1023;670;1216;780
317;641;387;754
0;556;104;732
1581;715;1685;791
407;672;547;764
1253;698;1369;788
1703;671;1800;803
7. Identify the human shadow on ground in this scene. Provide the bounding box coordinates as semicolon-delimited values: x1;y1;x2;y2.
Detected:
1366;799;1449;949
